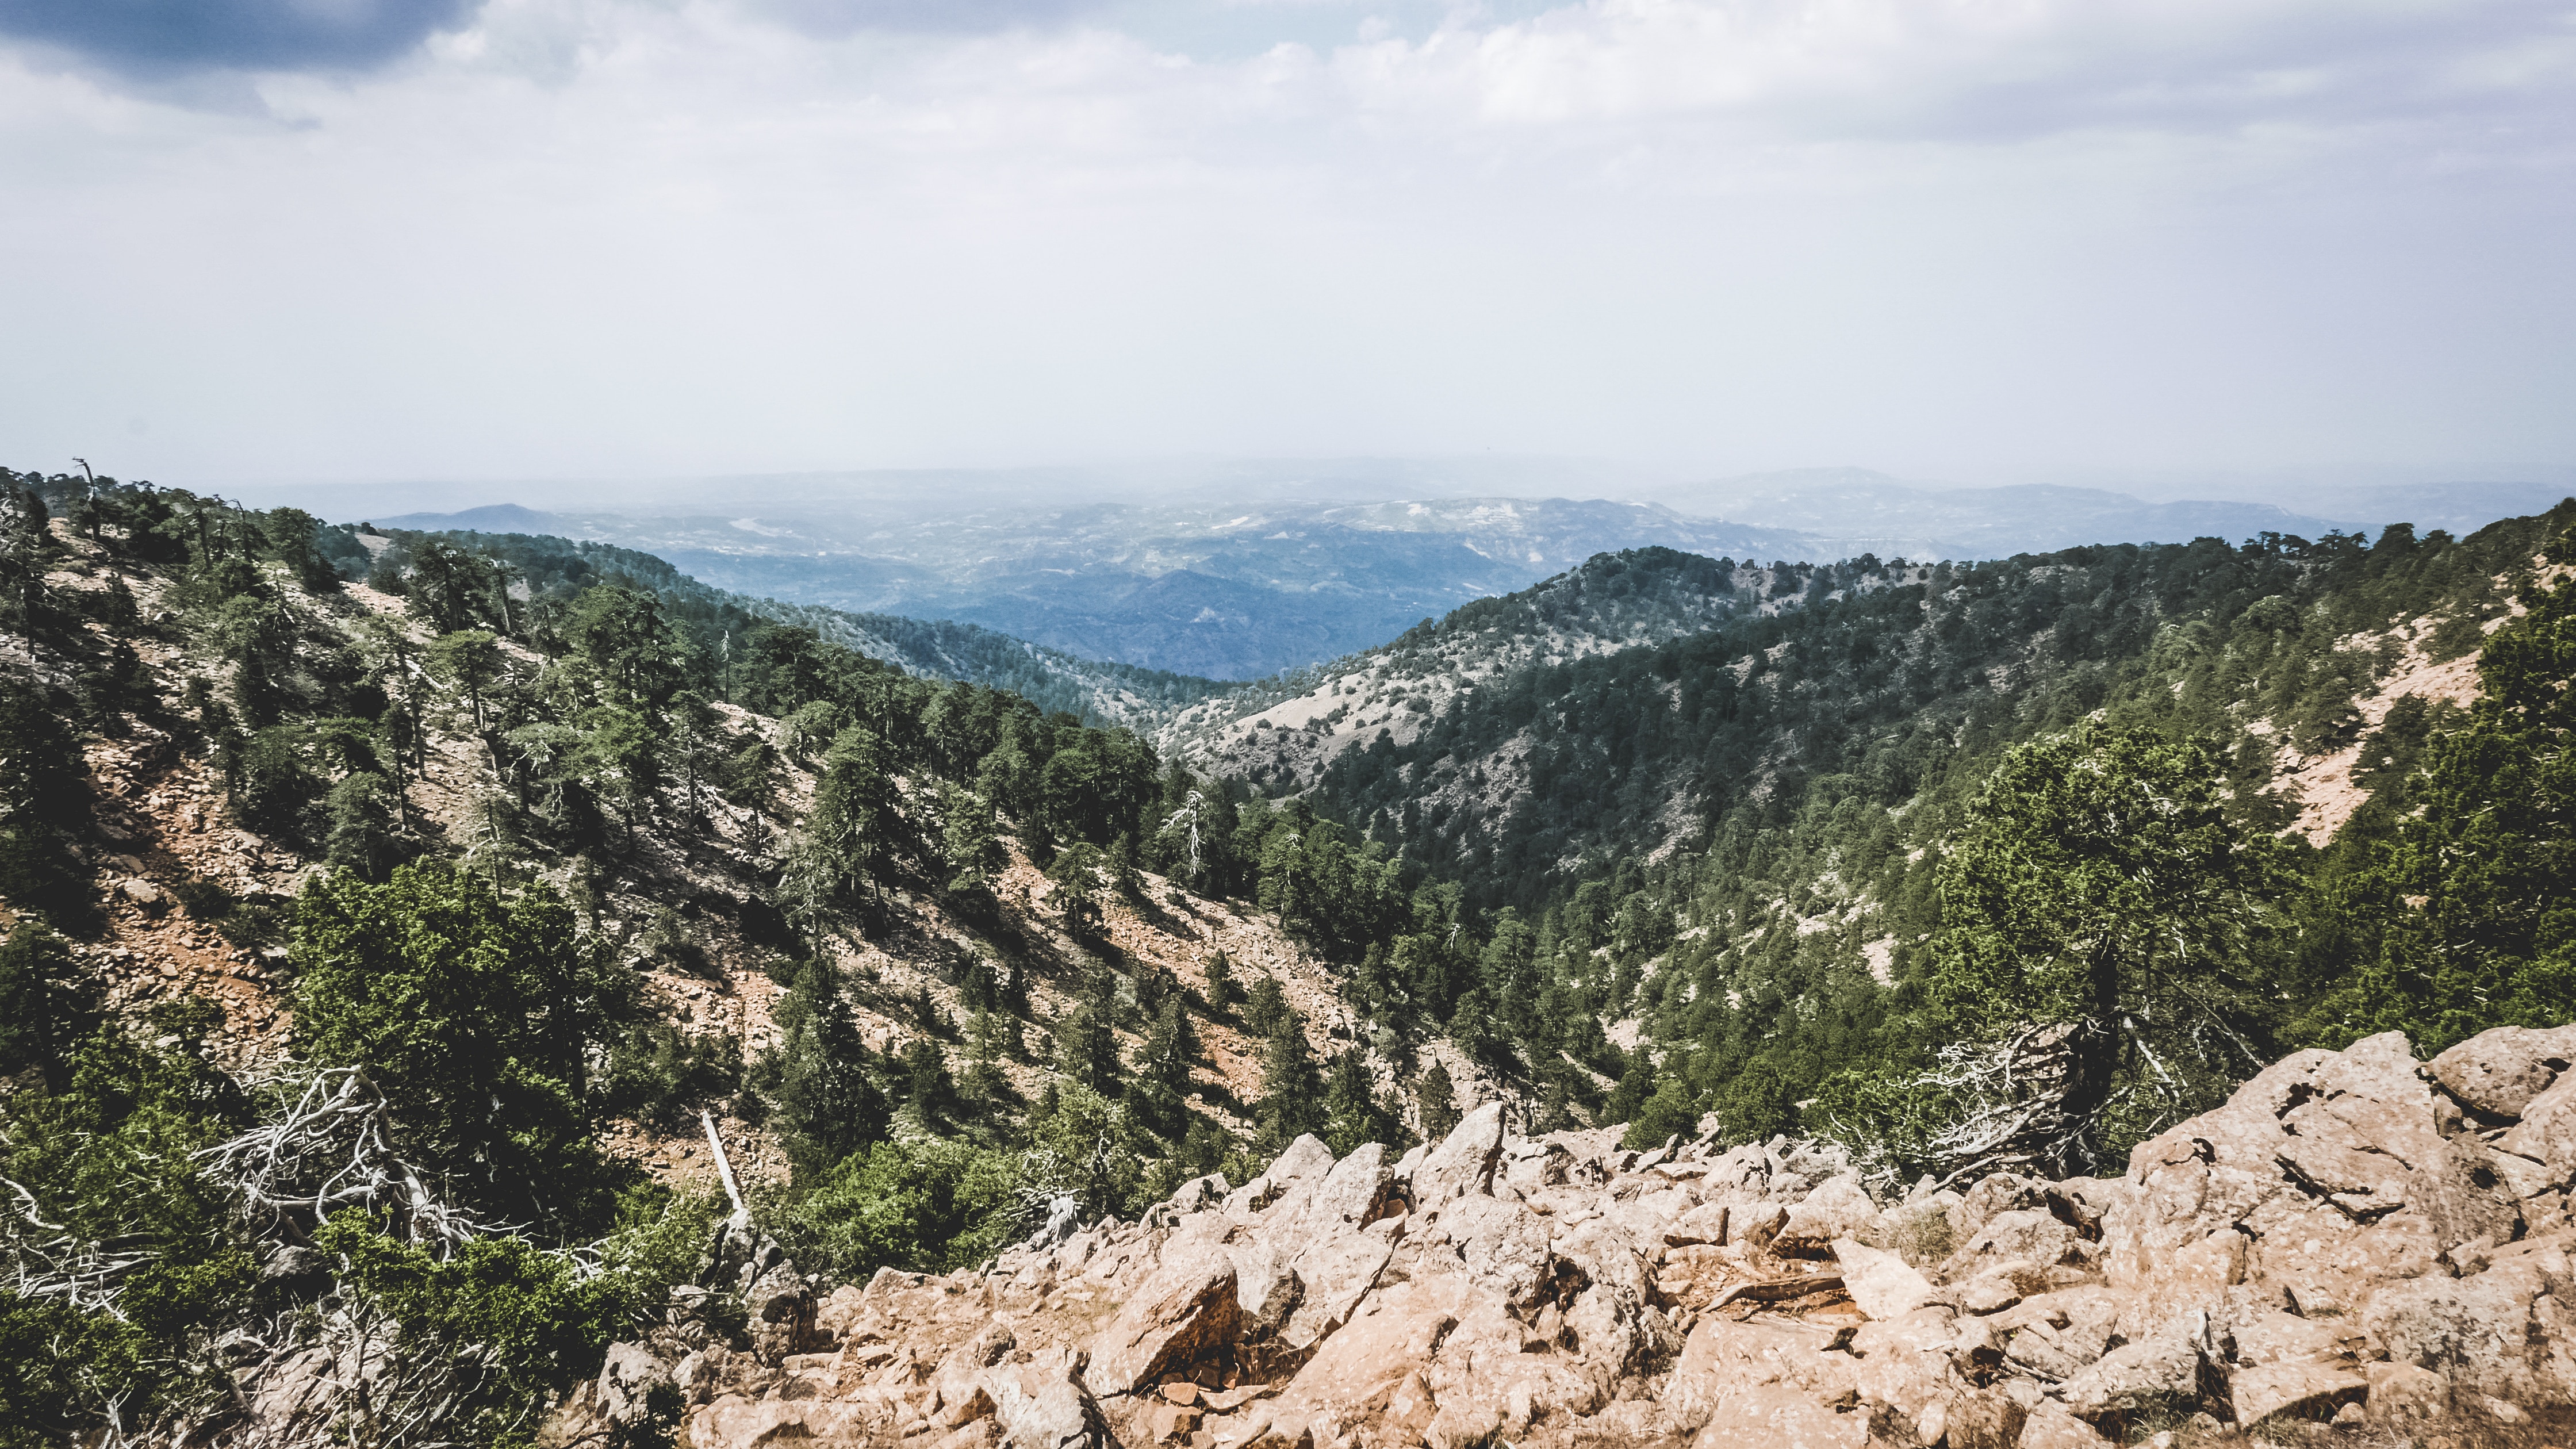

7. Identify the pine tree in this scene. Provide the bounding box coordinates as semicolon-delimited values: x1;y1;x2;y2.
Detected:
1055;968;1123;1093
766;959;890;1181
1258;1007;1324;1150
1417;1057;1462;1141
1202;949;1236;1015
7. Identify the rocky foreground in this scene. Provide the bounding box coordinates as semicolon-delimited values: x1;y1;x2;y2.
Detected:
534;1025;2576;1448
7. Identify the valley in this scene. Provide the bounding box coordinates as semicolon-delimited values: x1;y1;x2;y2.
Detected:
3;461;2574;1448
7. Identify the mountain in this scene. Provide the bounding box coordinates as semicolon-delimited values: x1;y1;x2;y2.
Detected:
1656;466;2358;561
7;458;2576;1449
366;523;1232;730
501;494;1816;680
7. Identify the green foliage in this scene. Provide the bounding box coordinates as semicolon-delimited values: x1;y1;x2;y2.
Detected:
1258;1007;1324;1151
315;1214;634;1449
1053;967;1124;1094
1321;1048;1411;1157
601;1021;745;1131
1619;1076;1700;1151
766;1137;1026;1283
1201;949;1237;1014
0;681;95;931
1824;720;2292;1175
291;864;620;1233
0;921;101;1087
0;1011;259;1439
2306;533;2576;1053
758;960;890;1182
1416;1058;1461;1140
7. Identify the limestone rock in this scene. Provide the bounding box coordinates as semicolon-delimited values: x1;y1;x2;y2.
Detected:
1087;1240;1243;1395
2229;1359;2367;1426
2432;1023;2576;1120
1831;1238;1934;1321
1411;1102;1506;1206
2056;1328;2213;1430
1774;1174;1876;1256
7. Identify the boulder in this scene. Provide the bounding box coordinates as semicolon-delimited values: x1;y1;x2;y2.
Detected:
1156;1173;1230;1222
1667;1317;1857;1432
2431;1023;2576;1120
1230;1239;1302;1332
986;1348;1106;1449
2056;1327;2215;1429
2364;1360;2452;1421
1663;1201;1731;1247
1685;1381;1867;1449
2228;1360;2366;1426
1774;1175;1876;1256
1831;1239;1934;1321
1412;1103;1506;1207
2014;1401;2111;1447
596;1342;676;1428
1438;1195;1558;1312
1292;1143;1396;1235
742;1264;817;1365
1086;1240;1244;1395
1281;1232;1393;1351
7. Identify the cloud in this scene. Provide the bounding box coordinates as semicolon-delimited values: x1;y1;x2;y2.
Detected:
0;0;2568;486
749;0;1107;38
0;0;488;72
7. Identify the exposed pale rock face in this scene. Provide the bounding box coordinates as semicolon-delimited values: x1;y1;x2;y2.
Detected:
628;1023;2576;1449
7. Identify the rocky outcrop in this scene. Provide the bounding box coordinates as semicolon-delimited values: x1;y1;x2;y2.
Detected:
661;1025;2576;1447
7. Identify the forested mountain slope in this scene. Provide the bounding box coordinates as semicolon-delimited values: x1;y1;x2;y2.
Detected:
0;466;1509;1446
5;458;2575;1448
1306;518;2561;906
1160;546;1866;782
1281;504;2576;1178
360;523;1231;731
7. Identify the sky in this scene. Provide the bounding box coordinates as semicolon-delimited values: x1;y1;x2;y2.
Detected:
1;0;2571;496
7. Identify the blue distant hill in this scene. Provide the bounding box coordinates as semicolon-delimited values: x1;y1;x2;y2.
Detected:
377;503;567;534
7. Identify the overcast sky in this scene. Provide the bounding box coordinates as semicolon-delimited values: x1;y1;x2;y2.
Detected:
1;0;2570;494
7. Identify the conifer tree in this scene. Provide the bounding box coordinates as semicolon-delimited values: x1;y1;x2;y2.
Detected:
1258;1007;1324;1149
1417;1056;1462;1140
766;959;890;1182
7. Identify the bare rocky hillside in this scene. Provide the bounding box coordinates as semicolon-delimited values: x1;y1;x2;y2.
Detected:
401;1021;2576;1449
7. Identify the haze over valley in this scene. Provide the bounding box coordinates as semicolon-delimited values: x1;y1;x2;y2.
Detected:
7;1;2576;1446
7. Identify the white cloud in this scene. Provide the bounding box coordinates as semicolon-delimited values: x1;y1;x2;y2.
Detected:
0;0;2569;487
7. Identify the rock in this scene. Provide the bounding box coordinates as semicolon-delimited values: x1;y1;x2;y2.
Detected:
1230;1239;1302;1332
118;878;168;911
986;1347;1105;1449
1281;1232;1392;1351
1685;1381;1868;1449
2364;1360;2451;1421
2057;1328;2214;1429
597;1341;675;1427
2228;1360;2367;1426
1294;1142;1395;1232
2015;1401;2111;1447
742;1264;816;1365
1957;1275;2023;1315
1438;1195;1557;1312
1412;1103;1506;1206
1664;1201;1731;1247
935;1321;1018;1422
2431;1025;2576;1120
1730;1201;1788;1252
1944;1393;2027;1449
1086;1239;1244;1395
1157;1172;1230;1222
1774;1175;1876;1256
1668;1317;1857;1432
1831;1238;1935;1321
1262;1278;1454;1447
